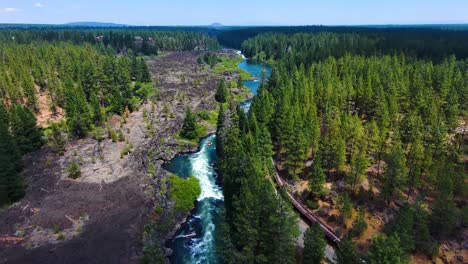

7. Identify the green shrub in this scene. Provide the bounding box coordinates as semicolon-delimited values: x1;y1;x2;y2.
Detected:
328;214;337;222
90;126;105;142
107;125;118;142
66;162;81;179
197;111;210;120
154;206;163;214
228;80;237;88
350;208;368;237
306;199;320;210
120;144;132;158
197;110;218;125
148;149;156;159
117;130;126;142
169;175;201;213
337;193;353;220
147;162;155;177
57;232;65;240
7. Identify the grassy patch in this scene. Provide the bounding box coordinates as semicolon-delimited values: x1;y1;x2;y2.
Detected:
120;143;133;158
197;110;218;126
232;93;250;104
169;175;201;213
177;123;207;144
173;134;199;147
212;55;252;80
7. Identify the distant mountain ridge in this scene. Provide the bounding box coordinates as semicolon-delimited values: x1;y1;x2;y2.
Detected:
65;22;130;27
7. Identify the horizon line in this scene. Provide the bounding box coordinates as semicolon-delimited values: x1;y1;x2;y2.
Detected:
0;22;468;27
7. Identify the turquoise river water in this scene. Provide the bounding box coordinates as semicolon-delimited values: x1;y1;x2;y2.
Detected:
165;55;271;264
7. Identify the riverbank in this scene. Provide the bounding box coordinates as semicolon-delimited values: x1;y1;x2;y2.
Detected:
163;52;272;263
140;50;253;263
0;50;248;264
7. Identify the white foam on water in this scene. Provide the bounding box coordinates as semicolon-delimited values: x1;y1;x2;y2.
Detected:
183;135;223;263
190;141;223;201
236;50;246;59
191;221;216;264
174;53;272;263
189;200;218;264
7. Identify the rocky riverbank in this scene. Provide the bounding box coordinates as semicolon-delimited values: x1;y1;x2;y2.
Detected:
0;50;250;264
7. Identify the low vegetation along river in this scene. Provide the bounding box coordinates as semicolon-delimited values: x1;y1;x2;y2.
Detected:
165;54;271;264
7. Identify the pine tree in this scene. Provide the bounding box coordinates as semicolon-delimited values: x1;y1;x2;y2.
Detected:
237;76;243;89
130;56;142;81
180;108;198;140
216;103;226;153
309;153;326;197
23;77;38;112
351;208;368;237
65;81;91;138
49;123;65;155
140;58;152;82
335;237;361;264
114;58;133;112
413;201;438;256
90;92;103;125
366;120;380;156
389;203;415;254
303;223;326;264
285;104;307;178
216;216;241;264
0;121;24;205
81;61;97;100
382;142;407;203
348;140;370;190
215;79;228;103
265;191;298;264
406;135;424;192
430;178;457;238
367;234;407;264
338;193;353;220
0;103;8;125
10;105;43;154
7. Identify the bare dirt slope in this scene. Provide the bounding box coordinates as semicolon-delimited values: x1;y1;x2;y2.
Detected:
0;50;241;264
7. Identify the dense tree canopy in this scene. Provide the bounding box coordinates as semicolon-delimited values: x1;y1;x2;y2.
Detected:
303;223;326;264
217;27;468;61
216;101;298;263
0;29;220;55
0;42;155;138
220;29;467;262
0;113;23;205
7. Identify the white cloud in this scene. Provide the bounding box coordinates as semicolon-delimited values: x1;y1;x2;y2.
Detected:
35;3;45;8
1;7;19;13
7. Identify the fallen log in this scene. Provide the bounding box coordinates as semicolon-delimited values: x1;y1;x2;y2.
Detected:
0;237;24;242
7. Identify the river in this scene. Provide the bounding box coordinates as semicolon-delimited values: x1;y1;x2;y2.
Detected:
165;54;271;264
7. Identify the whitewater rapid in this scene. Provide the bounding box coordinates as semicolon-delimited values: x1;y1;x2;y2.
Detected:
190;141;223;201
168;52;271;264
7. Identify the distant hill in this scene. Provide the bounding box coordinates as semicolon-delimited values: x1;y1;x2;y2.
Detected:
65;22;129;27
210;23;223;28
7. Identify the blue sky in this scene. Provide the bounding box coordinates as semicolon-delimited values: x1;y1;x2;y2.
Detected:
0;0;467;25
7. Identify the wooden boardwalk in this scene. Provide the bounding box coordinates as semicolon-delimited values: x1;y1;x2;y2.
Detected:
272;160;341;244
